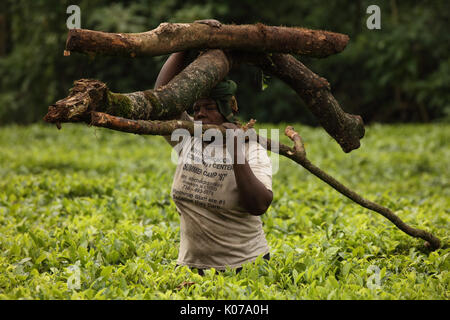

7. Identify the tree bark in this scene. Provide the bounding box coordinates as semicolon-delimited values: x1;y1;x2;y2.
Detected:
89;111;441;251
44;50;230;125
235;52;365;152
45;49;364;152
65;22;349;59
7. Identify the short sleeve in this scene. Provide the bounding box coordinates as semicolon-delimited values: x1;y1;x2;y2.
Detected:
246;139;272;191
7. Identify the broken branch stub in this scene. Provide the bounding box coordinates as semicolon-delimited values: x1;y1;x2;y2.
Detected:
44;50;230;124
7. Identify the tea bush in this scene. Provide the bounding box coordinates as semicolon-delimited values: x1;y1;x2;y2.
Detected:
0;123;448;299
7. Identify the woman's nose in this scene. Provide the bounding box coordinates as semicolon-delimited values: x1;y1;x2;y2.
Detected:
196;107;207;118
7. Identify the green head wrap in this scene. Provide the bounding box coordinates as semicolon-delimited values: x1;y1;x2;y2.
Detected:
209;80;238;123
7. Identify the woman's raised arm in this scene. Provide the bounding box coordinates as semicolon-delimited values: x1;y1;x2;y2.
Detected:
154;52;187;89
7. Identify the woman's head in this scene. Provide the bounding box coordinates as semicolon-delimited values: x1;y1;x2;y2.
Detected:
193;79;238;125
193;98;226;125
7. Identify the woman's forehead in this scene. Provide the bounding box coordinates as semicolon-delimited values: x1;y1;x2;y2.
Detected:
193;98;217;108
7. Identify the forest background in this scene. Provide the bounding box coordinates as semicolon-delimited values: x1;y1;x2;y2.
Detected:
0;0;449;125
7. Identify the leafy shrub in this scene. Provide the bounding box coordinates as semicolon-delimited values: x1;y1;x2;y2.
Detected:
0;123;448;299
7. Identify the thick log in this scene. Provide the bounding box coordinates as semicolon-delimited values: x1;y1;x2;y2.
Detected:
89;111;441;251
44;50;230;124
65;22;349;59
235;52;365;153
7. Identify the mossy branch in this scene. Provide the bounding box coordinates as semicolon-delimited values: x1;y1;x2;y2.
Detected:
43;50;230;125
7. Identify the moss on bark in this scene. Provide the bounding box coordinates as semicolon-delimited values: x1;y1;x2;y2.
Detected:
106;92;134;118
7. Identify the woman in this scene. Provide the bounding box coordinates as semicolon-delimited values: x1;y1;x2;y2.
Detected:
155;50;273;274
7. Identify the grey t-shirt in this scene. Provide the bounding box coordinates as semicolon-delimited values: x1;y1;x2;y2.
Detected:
170;132;272;270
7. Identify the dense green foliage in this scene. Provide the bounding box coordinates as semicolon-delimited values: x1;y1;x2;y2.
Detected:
1;0;449;124
0;123;448;299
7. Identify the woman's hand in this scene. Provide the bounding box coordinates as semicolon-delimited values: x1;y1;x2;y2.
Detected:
221;123;258;163
221;123;243;163
221;122;239;130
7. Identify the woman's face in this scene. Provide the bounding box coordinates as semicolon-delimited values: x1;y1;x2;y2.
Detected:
193;98;226;125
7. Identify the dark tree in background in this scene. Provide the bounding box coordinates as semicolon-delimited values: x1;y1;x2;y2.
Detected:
0;0;449;125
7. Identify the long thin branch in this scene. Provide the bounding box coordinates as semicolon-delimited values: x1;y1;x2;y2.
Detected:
65;22;349;59
89;111;441;251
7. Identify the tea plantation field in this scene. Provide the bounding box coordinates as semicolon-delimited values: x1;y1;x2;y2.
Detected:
0;123;448;299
